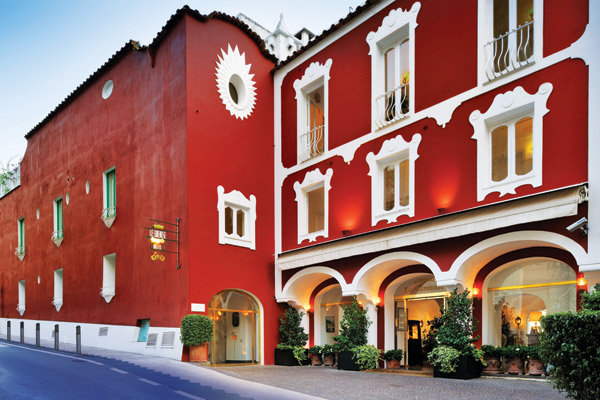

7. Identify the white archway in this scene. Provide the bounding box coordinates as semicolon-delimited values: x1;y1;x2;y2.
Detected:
439;230;587;289
278;266;349;309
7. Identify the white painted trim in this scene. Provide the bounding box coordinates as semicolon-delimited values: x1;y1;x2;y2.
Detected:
293;168;333;243
277;186;584;271
0;318;184;360
470;83;552;201
366;133;421;225
443;230;587;289
294;59;332;164
277;266;348;308
215;44;257;120
217;186;257;250
366;3;420;132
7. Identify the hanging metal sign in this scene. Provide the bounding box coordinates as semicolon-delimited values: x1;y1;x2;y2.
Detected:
145;218;181;269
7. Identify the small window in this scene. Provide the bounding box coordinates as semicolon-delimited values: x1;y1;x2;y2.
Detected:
17;280;25;316
382;39;410;124
217;186;256;250
294;168;333;243
367;134;421;226
294;59;332;163
470;83;551;201
16;218;25;260
102;168;116;228
102;253;116;303
137;319;150;342
53;269;63;312
52;198;64;247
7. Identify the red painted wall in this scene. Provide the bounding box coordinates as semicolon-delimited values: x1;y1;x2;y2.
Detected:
184;16;281;363
0;20;189;327
544;0;588;57
281;59;588;252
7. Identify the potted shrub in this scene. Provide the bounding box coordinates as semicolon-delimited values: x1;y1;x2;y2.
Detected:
383;349;404;369
526;345;545;376
308;345;323;366
333;298;372;371
321;344;336;366
428;289;484;379
180;314;214;363
481;345;503;374
353;345;381;371
502;345;527;375
274;307;309;366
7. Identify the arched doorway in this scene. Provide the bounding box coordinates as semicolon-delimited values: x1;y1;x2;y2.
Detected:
482;258;577;346
208;289;261;365
314;285;354;345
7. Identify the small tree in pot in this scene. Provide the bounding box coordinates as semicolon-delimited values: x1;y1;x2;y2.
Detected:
275;307;309;365
321;344;336;366
180;314;214;363
428;289;485;379
333;298;372;371
481;345;503;374
501;345;527;375
383;349;404;369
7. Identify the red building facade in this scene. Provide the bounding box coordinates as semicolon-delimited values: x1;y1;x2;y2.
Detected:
1;1;598;366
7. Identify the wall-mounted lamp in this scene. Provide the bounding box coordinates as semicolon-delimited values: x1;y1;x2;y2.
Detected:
342;230;351;237
472;287;480;298
437;208;447;215
305;304;311;312
515;316;522;326
577;273;587;289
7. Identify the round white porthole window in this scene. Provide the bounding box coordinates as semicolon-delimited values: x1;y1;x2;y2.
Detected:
102;80;114;99
215;45;257;120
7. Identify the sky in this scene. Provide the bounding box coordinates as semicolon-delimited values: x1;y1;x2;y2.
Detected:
0;0;364;165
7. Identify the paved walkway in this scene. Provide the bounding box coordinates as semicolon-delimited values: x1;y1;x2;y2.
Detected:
214;365;568;400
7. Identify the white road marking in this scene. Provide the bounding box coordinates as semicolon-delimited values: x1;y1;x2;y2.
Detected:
0;344;8;348
2;341;105;366
110;367;128;374
174;390;207;400
139;378;160;386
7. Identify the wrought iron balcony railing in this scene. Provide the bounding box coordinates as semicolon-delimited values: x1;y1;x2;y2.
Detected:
298;125;325;163
375;82;409;129
484;20;534;81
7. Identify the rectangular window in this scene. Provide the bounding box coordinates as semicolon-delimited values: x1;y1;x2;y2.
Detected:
137;319;150;342
381;158;410;212
490;115;533;183
217;186;257;250
53;269;63;311
103;168;116;219
102;253;116;303
17;218;25;254
383;39;410;123
54;198;63;236
307;186;325;234
18;280;25;315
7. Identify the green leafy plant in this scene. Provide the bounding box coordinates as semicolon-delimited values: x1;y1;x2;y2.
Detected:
333;298;371;351
428;345;460;373
526;345;540;359
540;310;600;400
278;307;308;347
308;345;323;356
353;345;381;370
321;344;336;355
0;158;19;195
480;344;502;358
582;284;600;311
423;316;442;355
180;314;214;346
501;345;527;359
382;349;404;361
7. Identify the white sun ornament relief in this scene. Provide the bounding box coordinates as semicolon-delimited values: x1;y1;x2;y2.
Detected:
215;44;257;120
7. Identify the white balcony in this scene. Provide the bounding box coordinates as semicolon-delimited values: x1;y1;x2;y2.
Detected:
101;286;115;303
298;125;325;163
375;82;409;129
484;20;534;81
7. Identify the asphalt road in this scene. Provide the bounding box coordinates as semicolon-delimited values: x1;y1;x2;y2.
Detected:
0;341;293;400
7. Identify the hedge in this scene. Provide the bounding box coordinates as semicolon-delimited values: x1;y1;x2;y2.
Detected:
540;310;600;400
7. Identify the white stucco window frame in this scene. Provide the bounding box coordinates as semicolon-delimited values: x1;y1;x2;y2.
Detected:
217;186;257;250
294;59;333;164
366;3;420;132
294;168;333;244
477;0;544;84
470;82;552;202
366;133;421;226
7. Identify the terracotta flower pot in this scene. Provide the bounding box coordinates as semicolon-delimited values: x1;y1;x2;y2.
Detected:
323;353;336;366
507;356;525;375
386;359;402;369
528;358;546;376
482;356;503;374
189;342;209;362
310;353;323;366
